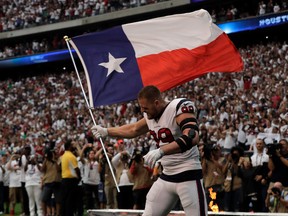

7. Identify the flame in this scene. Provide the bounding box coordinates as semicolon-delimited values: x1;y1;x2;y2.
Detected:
208;187;219;212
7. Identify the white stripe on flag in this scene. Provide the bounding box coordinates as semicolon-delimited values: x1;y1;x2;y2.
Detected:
122;9;223;58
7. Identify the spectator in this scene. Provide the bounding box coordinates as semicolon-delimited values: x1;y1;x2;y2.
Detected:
80;143;101;210
6;153;22;215
70;141;85;216
19;145;31;216
236;117;247;150
250;138;269;212
244;124;257;151
223;124;238;153
0;0;168;34
0;154;6;214
219;106;229;123
259;1;266;15
230;4;238;19
273;3;281;13
218;7;227;22
210;9;217;23
24;154;43;216
61;139;81;216
1;153;10;214
241;157;259;212
1;0;288;60
41;143;62;216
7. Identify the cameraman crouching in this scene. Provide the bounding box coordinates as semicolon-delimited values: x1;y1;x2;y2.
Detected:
265;139;288;212
129;150;154;210
266;182;288;213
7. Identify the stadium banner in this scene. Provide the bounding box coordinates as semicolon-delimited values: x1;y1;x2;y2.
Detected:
70;9;243;108
218;11;288;34
0;49;77;69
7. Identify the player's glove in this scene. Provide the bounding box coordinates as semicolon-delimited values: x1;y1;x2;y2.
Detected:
143;148;164;168
91;125;108;139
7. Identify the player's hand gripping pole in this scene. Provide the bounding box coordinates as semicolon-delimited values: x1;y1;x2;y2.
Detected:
64;36;120;192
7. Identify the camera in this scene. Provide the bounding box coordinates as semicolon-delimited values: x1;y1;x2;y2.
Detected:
44;141;56;160
28;155;36;164
131;150;143;163
266;143;281;157
202;144;213;161
271;187;281;195
231;152;240;163
202;144;220;161
121;153;129;161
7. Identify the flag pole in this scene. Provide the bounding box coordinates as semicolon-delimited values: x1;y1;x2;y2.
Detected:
64;36;120;192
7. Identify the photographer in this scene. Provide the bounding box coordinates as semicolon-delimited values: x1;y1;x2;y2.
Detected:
129;150;153;210
266;139;288;211
201;144;225;211
98;144;117;209
266;182;288;213
222;146;244;212
41;142;62;216
111;145;134;209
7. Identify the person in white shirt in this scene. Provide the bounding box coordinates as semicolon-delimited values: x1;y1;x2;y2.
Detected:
0;154;6;214
251;139;269;167
245;124;258;151
273;3;280;13
219;106;229;122
24;155;43;216
223;124;238;151
1;154;10;214
20;145;31;216
111;147;134;209
6;153;22;215
80;143;101;209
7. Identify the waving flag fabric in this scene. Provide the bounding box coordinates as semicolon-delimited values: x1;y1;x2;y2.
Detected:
70;9;243;108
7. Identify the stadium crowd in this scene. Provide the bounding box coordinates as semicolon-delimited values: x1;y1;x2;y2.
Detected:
0;0;287;33
0;0;166;32
0;37;287;215
0;0;288;215
1;0;288;59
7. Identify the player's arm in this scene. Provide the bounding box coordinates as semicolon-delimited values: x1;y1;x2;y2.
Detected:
92;118;149;139
143;112;199;168
160;112;199;155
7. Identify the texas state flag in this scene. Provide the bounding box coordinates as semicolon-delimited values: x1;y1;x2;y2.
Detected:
70;9;243;108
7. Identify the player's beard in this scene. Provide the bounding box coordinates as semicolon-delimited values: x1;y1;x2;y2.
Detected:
145;111;158;120
145;112;153;119
146;110;160;120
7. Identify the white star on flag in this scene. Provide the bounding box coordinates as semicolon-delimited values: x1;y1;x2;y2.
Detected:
99;53;127;77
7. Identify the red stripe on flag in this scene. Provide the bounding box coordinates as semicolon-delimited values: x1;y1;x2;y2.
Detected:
137;33;243;92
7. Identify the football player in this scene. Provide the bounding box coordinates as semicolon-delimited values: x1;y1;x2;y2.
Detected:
92;85;207;216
